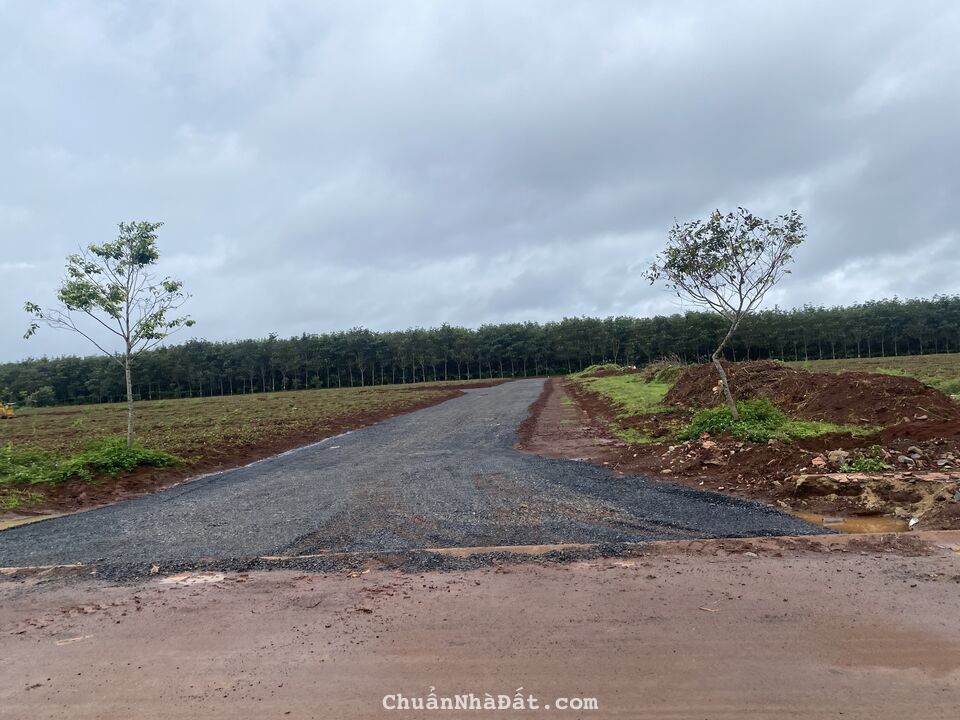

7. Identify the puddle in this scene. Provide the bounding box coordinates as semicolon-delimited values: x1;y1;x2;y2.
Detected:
794;512;910;534
159;571;226;586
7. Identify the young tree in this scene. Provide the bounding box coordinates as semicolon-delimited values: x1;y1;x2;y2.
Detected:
25;221;195;446
646;208;805;420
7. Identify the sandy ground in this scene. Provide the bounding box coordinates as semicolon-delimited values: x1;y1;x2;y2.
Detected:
2;532;959;720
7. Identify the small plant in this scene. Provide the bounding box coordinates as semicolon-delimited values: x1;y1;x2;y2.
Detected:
839;446;892;473
0;489;45;510
0;438;179;486
678;398;790;442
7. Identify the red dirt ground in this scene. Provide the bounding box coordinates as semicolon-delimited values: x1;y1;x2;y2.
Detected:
3;381;504;521
3;532;959;719
518;376;960;531
664;360;960;425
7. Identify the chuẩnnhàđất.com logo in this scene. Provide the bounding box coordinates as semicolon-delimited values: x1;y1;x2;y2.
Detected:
382;687;599;712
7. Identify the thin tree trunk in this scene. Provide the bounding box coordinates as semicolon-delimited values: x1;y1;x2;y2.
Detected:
712;318;742;421
711;353;738;421
125;352;135;448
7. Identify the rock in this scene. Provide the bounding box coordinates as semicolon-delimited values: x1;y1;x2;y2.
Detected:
811;456;827;467
898;455;916;466
794;474;860;498
907;446;924;456
827;449;850;465
937;459;952;467
701;440;718;450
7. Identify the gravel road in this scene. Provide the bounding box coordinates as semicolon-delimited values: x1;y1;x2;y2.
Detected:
0;380;821;574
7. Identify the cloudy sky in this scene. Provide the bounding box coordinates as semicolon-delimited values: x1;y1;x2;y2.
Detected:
1;1;958;361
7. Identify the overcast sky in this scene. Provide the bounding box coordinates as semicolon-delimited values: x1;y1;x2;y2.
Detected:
1;1;958;361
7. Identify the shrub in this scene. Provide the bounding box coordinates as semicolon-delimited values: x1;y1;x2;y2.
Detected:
0;438;179;486
639;360;686;384
839;446;892;473
678;398;790;442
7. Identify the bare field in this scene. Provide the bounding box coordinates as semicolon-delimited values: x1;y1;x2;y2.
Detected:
0;381;499;514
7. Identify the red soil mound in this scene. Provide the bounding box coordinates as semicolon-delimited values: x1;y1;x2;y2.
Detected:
663;360;960;426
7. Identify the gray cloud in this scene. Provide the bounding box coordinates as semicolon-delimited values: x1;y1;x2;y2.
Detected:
2;0;958;361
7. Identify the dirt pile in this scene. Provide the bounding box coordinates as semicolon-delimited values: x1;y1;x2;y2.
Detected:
576;364;642;378
664;360;960;425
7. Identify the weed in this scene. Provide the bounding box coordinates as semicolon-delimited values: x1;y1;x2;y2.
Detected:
570;363;623;378
678;399;787;442
615;428;664;445
839;446;892;473
0;438;179;486
640;360;686;384
573;375;671;416
677;399;864;443
0;489;45;510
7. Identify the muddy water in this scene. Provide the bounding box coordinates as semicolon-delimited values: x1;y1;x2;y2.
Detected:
794;511;910;533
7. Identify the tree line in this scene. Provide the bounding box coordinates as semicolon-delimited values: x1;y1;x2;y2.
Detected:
2;295;959;407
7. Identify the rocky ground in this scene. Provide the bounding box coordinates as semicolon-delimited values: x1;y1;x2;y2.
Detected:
517;376;960;530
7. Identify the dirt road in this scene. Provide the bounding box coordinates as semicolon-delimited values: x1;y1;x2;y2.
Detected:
0;380;819;577
2;533;959;719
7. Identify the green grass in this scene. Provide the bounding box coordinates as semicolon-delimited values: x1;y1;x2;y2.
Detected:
569;363;623;378
570;370;675;445
678;399;867;443
613;428;661;445
0;489;44;510
0;438;179;487
787;353;960;396
573;374;671;417
838;446;893;473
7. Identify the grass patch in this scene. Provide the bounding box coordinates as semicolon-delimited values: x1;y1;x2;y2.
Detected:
0;438;179;487
573;374;671;417
614;428;665;445
569;363;623;378
678;399;866;443
640;360;686;384
0;489;45;510
571;370;676;446
839;446;893;473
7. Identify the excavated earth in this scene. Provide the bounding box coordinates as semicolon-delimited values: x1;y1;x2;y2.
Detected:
518;371;960;531
664;360;960;425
